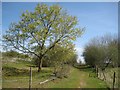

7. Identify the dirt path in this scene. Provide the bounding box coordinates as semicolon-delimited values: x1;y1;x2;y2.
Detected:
78;71;87;88
77;67;108;88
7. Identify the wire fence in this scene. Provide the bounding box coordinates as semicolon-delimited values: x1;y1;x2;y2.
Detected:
98;67;118;89
2;67;54;88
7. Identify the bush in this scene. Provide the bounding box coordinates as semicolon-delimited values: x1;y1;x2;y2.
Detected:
54;64;71;78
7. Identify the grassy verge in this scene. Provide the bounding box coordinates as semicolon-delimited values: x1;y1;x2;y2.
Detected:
2;61;108;88
42;67;108;88
2;60;53;88
43;67;80;88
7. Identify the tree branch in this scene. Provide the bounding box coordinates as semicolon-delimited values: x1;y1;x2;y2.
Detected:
42;34;67;57
8;38;40;58
40;12;57;51
30;32;42;47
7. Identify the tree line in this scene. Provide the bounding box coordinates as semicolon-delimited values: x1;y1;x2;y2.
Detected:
2;50;29;59
83;34;118;72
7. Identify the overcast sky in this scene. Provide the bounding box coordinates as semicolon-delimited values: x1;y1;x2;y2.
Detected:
2;2;118;63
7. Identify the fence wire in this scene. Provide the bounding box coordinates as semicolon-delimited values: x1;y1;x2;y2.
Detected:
98;67;118;88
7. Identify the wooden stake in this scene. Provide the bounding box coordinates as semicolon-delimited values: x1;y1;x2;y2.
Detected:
113;72;115;90
29;67;32;90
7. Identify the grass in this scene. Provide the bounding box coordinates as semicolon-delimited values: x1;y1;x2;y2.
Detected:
44;67;81;88
43;67;108;88
2;60;53;88
2;60;108;88
3;67;53;88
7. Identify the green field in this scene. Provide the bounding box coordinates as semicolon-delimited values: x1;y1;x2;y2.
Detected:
45;67;108;88
2;60;109;88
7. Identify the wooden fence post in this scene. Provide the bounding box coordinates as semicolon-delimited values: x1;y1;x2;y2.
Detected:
29;67;32;90
112;72;115;90
96;67;98;77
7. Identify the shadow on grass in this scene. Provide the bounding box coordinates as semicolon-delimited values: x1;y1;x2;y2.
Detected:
2;66;30;76
74;65;95;72
74;65;98;78
2;65;52;78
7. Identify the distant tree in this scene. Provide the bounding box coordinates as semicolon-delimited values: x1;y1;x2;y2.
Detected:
3;4;84;72
67;53;78;66
107;36;118;67
83;34;118;70
83;45;98;68
2;50;29;58
2;50;19;58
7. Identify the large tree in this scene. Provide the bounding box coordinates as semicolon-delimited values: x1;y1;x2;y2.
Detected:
3;4;84;72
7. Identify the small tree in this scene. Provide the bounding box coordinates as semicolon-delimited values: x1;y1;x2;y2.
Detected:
46;44;76;78
3;3;84;72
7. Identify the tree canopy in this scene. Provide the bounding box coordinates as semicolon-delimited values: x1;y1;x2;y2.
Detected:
3;3;84;72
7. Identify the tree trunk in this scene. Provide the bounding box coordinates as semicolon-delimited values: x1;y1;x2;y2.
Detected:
38;63;41;72
29;67;32;89
38;57;43;72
